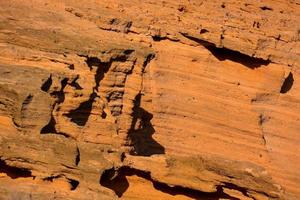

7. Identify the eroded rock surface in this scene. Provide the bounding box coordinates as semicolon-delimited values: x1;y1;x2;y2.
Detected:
0;0;299;200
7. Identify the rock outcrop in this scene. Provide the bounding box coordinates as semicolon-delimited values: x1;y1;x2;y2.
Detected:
0;0;299;199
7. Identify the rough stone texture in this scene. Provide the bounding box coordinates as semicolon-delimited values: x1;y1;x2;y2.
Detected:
0;0;299;200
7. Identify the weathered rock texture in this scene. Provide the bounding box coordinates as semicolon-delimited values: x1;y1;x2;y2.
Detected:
0;0;299;199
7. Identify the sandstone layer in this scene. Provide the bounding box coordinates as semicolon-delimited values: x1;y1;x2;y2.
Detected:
0;0;299;200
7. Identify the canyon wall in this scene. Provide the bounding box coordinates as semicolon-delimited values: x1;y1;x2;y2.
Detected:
0;0;299;199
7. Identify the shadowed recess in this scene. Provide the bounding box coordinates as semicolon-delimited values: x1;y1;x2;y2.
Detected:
85;56;102;70
40;115;70;138
43;175;79;191
75;146;80;166
280;72;294;93
260;6;273;11
40;77;71;136
64;92;97;126
40;115;57;133
70;76;83;90
180;33;271;69
128;93;165;156
142;53;155;72
0;159;33;179
152;35;168;42
50;78;68;104
99;166;239;199
68;179;79;190
41;75;52;92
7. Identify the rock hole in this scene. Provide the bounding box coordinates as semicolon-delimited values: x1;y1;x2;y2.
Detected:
152;35;165;42
280;72;294;94
100;167;124;197
101;111;107;119
86;56;102;70
40;115;57;133
68;179;79;190
64;92;97;126
0;159;33;179
253;21;261;28
68;64;75;70
177;5;187;12
41;75;52;92
50;78;68;104
200;29;209;34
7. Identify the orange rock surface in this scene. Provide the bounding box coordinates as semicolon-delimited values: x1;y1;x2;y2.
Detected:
0;0;299;199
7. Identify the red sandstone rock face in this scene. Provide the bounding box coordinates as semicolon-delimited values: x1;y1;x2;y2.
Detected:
0;0;299;200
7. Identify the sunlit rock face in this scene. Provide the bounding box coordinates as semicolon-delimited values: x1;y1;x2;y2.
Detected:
0;1;299;200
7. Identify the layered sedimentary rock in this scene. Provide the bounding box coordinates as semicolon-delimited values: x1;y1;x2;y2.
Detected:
0;0;299;200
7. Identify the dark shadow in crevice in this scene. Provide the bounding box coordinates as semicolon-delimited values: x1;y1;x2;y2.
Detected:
65;56;108;126
200;29;209;34
142;53;155;72
40;115;57;133
100;167;128;197
219;182;250;198
94;61;111;92
260;6;273;11
207;47;270;69
75;146;80;166
50;78;68;104
86;56;102;70
128;93;165;156
70;76;83;90
180;33;271;69
40;78;69;134
0;159;33;179
152;35;168;42
43;175;79;191
99;166;239;199
40;113;70;138
41;75;52;92
43;175;61;182
68;64;75;70
123;49;135;55
64;92;98;126
68;178;79;190
280;72;294;94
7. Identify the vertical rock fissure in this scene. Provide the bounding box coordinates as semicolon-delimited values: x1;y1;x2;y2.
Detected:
75;146;80;166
